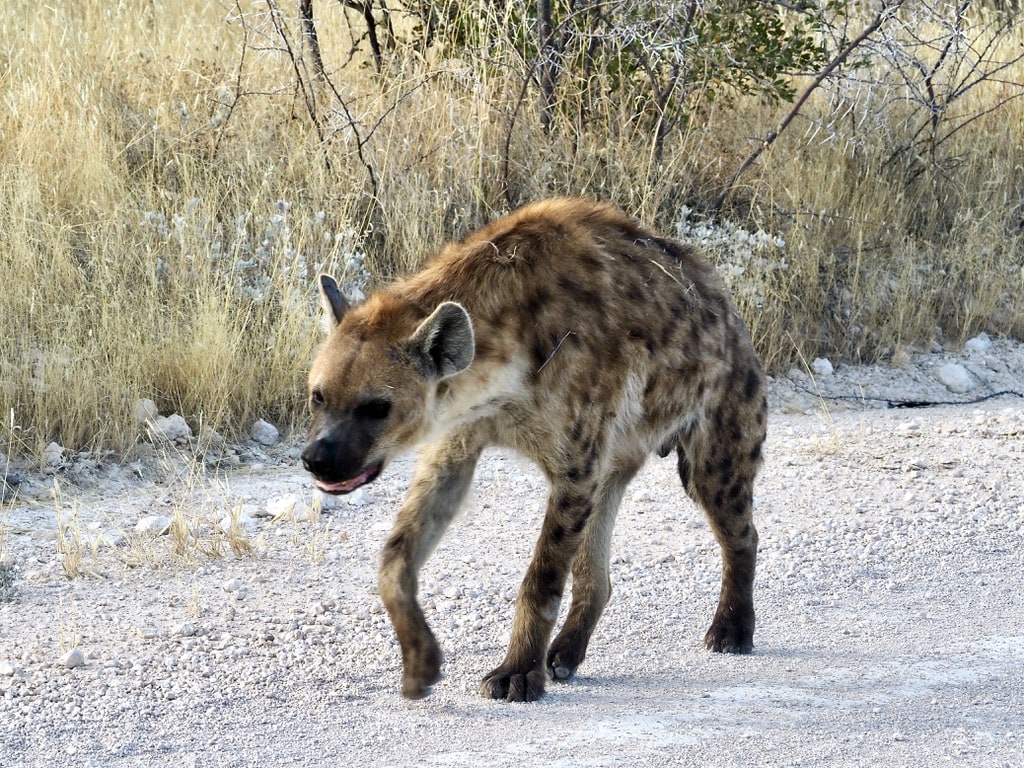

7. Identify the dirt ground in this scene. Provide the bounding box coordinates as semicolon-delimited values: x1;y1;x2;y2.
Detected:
1;340;1022;767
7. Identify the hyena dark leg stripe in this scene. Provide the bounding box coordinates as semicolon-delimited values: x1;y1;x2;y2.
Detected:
547;465;639;681
480;489;595;702
379;433;483;699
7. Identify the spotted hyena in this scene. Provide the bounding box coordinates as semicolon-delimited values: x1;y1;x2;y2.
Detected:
301;198;767;702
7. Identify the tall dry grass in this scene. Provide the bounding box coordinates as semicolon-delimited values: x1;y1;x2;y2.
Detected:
1;0;1022;457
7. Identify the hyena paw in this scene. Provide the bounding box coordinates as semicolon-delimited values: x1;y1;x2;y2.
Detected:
480;665;547;702
400;643;443;699
704;615;754;654
546;637;585;681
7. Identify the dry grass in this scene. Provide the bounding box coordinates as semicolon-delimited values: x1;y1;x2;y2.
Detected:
1;0;1022;457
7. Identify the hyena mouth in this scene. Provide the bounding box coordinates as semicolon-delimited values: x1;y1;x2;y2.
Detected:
315;463;383;495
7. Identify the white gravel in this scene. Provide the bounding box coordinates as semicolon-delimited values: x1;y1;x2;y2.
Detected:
1;338;1022;767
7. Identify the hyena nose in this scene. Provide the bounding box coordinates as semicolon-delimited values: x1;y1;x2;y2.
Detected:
301;439;329;475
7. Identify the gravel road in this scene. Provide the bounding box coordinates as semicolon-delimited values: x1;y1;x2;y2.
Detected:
1;341;1022;767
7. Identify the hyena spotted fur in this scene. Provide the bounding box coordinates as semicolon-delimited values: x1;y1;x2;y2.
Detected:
302;198;767;702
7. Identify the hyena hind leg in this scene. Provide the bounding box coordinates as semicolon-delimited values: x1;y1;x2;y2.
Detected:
679;405;764;654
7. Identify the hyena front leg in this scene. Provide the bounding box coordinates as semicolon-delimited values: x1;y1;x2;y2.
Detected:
379;432;482;699
547;465;640;682
480;484;596;702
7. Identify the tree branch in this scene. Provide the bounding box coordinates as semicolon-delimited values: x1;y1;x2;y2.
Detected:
712;1;902;213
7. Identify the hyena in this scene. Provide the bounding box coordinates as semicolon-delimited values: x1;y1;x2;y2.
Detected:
301;198;767;702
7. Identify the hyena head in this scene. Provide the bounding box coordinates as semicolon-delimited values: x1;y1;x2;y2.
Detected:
301;274;475;495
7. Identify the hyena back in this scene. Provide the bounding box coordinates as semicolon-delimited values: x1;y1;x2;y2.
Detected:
302;198;767;702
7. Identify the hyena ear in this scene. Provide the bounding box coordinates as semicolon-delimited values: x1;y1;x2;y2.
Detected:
408;302;475;380
318;274;349;333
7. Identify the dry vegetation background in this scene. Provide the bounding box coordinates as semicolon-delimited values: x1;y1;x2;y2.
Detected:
1;0;1023;461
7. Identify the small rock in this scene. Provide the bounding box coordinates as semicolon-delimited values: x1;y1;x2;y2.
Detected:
897;420;922;437
135;515;172;536
890;346;911;368
811;357;834;377
314;490;343;511
964;332;992;354
133;398;160;424
983;355;1004;373
1;479;19;503
85;529;125;549
240;502;263;519
0;660;15;676
251;419;280;447
346;488;370;507
1;464;23;487
290;506;317;523
218;513;257;533
267;494;299;520
43;442;65;467
786;368;809;383
223;577;243;593
149;414;192;442
60;648;86;669
173;622;198;638
199;425;226;448
935;363;974;394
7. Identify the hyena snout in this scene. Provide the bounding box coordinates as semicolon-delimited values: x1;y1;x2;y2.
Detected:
301;432;383;495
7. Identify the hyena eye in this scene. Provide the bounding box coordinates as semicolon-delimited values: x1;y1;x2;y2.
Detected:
310;389;326;409
354;398;392;421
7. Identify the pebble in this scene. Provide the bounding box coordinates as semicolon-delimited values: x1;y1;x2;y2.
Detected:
935;363;974;394
84;529;125;549
148;414;193;442
43;442;65;468
173;622;199;638
267;495;298;520
811;357;834;376
964;332;992;354
133;398;159;424
218;513;257;533
199;425;226;447
346;489;370;507
60;648;85;669
896;420;922;437
135;515;172;536
251;419;280;447
315;490;343;511
0;660;15;676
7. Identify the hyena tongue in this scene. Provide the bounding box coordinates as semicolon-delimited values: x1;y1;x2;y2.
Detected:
315;464;380;495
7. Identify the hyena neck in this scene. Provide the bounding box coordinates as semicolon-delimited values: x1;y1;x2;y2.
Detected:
429;346;529;438
383;282;530;440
